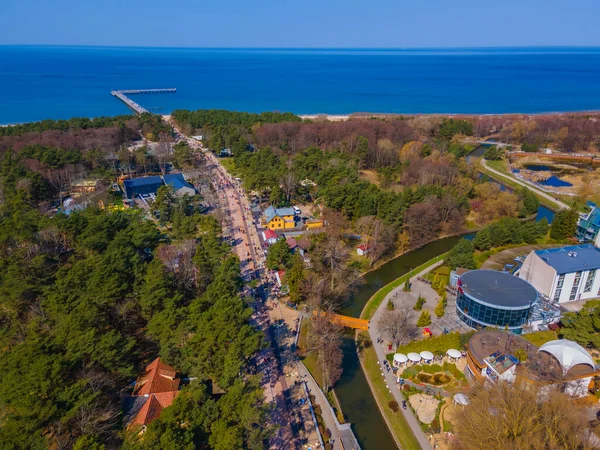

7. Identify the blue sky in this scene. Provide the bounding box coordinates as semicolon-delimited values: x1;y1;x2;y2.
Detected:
1;0;598;48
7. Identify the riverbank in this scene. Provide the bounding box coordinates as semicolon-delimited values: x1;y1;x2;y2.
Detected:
479;158;570;211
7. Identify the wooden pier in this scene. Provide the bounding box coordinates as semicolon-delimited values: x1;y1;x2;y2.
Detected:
111;88;176;114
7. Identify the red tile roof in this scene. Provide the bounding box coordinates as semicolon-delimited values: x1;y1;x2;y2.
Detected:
264;229;277;240
127;358;181;429
132;357;180;396
286;237;298;249
357;244;371;251
130;394;164;427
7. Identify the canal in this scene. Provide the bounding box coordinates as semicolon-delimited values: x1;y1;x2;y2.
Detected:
334;234;471;449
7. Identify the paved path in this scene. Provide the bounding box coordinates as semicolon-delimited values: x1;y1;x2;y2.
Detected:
368;267;442;450
172;123;300;449
480;159;569;210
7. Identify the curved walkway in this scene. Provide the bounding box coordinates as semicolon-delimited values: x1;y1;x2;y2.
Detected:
480;159;569;210
366;265;446;449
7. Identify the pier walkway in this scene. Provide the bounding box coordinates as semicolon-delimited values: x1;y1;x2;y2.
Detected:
111;88;176;114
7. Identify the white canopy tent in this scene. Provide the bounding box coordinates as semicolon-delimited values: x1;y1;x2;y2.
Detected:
420;351;434;363
453;393;470;406
393;353;408;367
447;349;462;359
538;339;595;375
407;352;422;363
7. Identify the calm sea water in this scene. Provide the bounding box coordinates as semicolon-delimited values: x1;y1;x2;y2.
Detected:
1;46;600;124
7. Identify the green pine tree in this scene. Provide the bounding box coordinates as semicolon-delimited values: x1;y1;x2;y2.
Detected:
417;310;432;327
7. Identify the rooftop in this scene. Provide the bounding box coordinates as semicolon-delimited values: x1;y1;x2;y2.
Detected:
265;206;296;223
163;173;194;192
132;357;180;396
124;176;163;188
534;244;600;274
468;330;597;382
459;270;538;308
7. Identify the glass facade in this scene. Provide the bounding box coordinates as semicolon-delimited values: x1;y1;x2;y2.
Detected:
456;291;534;330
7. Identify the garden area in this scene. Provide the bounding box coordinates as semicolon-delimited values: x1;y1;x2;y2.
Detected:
399;362;467;390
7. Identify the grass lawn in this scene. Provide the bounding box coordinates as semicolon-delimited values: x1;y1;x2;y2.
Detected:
361;340;421;450
219;157;238;175
522;330;558;348
487;158;511;175
361;252;450;320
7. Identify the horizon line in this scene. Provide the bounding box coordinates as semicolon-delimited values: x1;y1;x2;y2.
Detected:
2;44;600;51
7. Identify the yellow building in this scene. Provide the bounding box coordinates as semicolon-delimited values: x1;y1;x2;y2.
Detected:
305;219;324;230
264;206;296;230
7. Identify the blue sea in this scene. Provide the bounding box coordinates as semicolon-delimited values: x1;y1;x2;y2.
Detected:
1;46;600;124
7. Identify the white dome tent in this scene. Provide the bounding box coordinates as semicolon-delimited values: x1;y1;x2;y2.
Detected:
420;351;434;363
393;353;408;367
447;349;461;360
538;339;595;375
407;352;422;363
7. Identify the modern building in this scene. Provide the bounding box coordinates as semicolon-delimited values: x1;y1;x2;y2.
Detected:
519;244;600;304
264;206;296;230
124;358;181;430
163;173;196;197
456;270;538;332
466;330;599;397
123;174;196;199
123;176;164;199
577;201;600;246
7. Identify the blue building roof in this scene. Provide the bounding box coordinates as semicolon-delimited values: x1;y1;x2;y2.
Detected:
124;176;163;188
163;173;194;191
265;206;295;223
535;244;600;274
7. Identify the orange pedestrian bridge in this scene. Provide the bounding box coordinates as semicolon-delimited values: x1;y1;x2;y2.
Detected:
313;310;370;330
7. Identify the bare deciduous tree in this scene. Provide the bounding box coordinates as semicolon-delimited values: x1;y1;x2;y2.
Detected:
452;382;593;450
377;304;417;347
307;315;344;392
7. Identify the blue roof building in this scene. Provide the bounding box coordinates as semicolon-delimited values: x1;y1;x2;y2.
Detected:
163;174;196;196
519;244;600;304
124;176;164;199
577;201;600;247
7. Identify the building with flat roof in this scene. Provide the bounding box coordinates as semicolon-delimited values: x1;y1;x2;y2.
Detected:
577;201;600;246
456;270;538;332
519;244;600;304
466;330;599;397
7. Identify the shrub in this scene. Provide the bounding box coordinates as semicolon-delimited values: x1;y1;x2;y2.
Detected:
387;299;395;311
434;299;446;318
389;400;399;412
417;310;431;327
414;295;426;311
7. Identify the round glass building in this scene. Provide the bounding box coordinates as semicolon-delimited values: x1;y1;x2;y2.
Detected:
456;270;538;332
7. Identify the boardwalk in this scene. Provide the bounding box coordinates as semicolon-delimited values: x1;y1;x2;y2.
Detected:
111;88;176;114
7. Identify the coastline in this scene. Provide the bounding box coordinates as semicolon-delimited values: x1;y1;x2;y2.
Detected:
3;109;600;128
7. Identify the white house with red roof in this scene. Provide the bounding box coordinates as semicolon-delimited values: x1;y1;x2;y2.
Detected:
356;244;370;256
